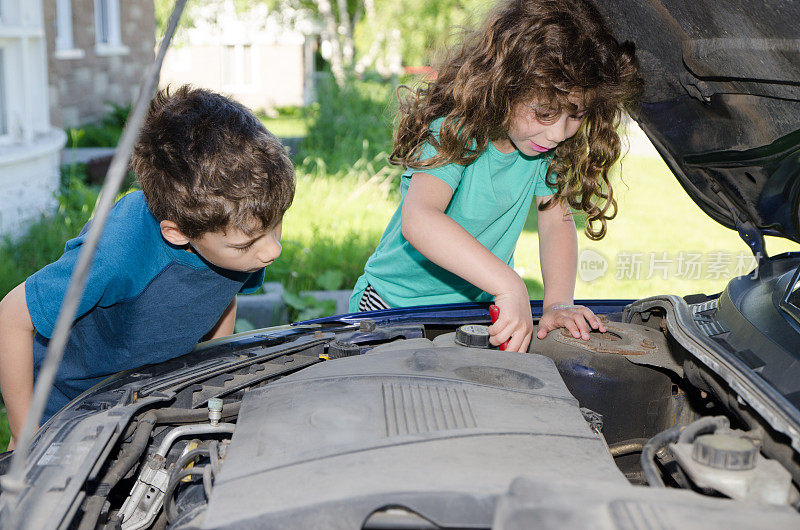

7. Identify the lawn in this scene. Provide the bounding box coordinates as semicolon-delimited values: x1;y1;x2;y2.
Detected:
258;114;308;138
269;169;400;294
277;121;799;305
516;125;798;301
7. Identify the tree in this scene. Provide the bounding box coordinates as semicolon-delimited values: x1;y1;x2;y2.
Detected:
153;0;489;84
354;0;489;74
258;0;361;85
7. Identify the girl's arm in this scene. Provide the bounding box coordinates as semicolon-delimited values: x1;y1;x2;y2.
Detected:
535;196;606;340
0;283;36;449
402;172;533;352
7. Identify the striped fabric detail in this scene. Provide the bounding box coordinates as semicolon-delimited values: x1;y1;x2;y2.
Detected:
358;284;391;311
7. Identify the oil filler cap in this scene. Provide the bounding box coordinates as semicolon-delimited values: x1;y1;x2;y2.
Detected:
455;324;491;348
691;433;757;470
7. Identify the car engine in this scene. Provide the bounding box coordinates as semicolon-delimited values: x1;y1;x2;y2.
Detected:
63;315;797;529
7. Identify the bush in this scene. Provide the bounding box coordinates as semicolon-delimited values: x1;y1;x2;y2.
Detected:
268;228;383;296
296;74;397;175
0;178;99;299
66;102;131;148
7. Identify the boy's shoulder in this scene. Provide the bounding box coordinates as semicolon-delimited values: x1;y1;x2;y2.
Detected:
100;190;163;249
70;190;172;280
25;190;174;338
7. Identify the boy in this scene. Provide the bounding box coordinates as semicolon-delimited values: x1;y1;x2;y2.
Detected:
0;86;295;446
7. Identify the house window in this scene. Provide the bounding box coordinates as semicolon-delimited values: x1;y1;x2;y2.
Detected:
221;44;254;89
55;0;74;50
94;0;127;55
55;0;84;59
222;45;235;86
0;48;7;136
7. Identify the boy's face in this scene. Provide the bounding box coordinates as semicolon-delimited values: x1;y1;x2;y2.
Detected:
163;220;283;273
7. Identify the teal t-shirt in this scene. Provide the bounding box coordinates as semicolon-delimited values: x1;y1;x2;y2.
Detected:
349;119;557;311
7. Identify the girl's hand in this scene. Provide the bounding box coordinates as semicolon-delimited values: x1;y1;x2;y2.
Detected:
488;288;533;353
537;304;606;341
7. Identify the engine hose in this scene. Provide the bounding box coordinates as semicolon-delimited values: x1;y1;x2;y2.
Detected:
208;440;221;476
171;448;211;477
609;438;649;457
165;468;208;522
641;415;730;487
677;415;729;444
202;465;213;499
152;402;241;424
640;424;683;487
79;405;235;529
77;412;157;530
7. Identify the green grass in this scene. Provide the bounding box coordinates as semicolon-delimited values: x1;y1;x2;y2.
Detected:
516;137;799;300
0;408;8;449
0;180;99;299
294;75;397;176
271;169;400;294
259;115;309;138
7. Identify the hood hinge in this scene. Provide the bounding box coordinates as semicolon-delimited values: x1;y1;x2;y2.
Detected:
713;186;768;265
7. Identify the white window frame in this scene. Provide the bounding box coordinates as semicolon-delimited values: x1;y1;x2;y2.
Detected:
0;46;9;143
0;0;31;28
93;0;128;56
54;0;83;59
221;43;256;92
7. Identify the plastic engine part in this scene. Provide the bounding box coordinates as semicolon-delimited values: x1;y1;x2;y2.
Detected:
692;433;758;471
454;325;491;348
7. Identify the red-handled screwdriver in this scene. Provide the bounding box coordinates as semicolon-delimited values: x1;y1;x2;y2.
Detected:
488;304;509;351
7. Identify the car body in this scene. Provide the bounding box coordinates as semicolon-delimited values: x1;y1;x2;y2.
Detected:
1;0;800;528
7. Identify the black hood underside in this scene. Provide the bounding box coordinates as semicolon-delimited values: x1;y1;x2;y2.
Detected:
595;0;800;244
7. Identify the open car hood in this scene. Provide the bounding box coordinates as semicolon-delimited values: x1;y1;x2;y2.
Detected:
595;0;800;245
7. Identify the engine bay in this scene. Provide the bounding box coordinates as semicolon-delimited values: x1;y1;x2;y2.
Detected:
60;313;797;529
6;273;800;529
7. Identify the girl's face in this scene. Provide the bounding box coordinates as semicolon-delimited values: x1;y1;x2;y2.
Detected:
500;100;587;156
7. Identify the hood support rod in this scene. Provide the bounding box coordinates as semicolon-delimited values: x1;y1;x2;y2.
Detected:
713;186;768;266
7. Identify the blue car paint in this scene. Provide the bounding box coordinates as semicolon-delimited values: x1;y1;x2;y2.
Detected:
297;299;635;326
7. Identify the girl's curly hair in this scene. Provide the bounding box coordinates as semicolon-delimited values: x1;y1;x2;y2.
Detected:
390;0;643;240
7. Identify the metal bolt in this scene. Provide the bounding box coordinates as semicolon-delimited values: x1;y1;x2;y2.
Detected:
208;398;223;426
359;319;377;332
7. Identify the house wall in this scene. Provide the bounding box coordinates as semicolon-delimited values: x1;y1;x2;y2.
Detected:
159;40;308;112
157;1;316;114
0;136;65;237
0;0;66;238
43;0;156;128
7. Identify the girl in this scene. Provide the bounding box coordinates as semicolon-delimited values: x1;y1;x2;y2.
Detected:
350;0;642;353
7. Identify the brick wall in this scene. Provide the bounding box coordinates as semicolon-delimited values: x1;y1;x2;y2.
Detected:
44;0;155;128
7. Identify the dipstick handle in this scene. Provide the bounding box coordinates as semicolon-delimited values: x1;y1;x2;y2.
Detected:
488;304;509;351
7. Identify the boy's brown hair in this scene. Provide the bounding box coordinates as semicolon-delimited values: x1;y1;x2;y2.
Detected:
133;85;295;238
